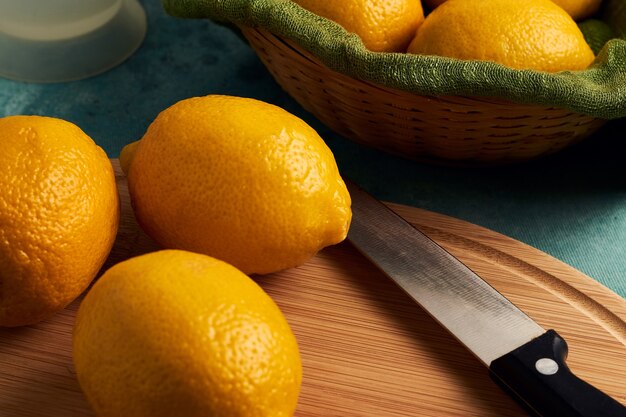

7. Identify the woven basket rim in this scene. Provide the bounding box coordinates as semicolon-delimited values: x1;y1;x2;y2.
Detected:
163;0;626;119
258;26;593;112
243;25;606;166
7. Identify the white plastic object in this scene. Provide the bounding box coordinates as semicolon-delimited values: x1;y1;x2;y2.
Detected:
0;0;147;83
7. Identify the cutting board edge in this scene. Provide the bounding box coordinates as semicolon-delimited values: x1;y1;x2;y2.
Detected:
386;203;626;345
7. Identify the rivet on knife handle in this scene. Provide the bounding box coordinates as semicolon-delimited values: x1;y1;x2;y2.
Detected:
345;180;626;417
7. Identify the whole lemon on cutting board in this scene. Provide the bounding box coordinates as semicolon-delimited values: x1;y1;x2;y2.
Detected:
0;115;119;327
122;95;351;275
73;249;302;417
408;0;595;72
292;0;424;52
423;0;602;20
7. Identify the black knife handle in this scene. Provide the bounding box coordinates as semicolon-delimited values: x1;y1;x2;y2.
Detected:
490;330;626;417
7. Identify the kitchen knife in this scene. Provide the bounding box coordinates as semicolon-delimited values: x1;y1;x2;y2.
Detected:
346;181;626;417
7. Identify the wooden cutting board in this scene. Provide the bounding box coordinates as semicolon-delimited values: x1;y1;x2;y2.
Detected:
1;160;625;416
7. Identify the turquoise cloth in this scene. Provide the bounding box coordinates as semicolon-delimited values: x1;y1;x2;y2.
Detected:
162;0;626;119
0;0;624;300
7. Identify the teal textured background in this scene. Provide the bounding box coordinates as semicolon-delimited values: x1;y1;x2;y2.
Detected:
0;0;625;299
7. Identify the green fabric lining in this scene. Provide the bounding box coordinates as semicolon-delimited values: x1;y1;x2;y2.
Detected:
162;0;626;119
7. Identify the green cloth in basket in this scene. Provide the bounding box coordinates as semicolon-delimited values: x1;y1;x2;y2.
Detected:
162;0;626;119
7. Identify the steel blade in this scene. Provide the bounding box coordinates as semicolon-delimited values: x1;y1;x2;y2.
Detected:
346;181;545;365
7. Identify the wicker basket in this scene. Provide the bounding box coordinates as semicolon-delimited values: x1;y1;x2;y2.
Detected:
241;26;607;166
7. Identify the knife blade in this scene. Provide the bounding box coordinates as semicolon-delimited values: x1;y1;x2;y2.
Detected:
346;181;626;417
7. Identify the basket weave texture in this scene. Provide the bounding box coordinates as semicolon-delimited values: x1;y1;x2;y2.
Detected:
162;0;626;164
243;26;607;165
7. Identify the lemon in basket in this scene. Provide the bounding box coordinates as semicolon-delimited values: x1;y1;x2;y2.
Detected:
423;0;601;20
551;0;603;20
292;0;424;52
73;249;302;417
408;0;595;72
0;115;119;327
121;95;351;275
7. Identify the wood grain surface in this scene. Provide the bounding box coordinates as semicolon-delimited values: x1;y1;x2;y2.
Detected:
1;160;625;416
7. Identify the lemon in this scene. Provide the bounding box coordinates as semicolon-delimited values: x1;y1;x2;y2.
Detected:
550;0;602;20
423;0;602;20
119;138;139;174
292;0;424;52
123;95;351;275
73;249;302;417
408;0;595;72
0;115;119;327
